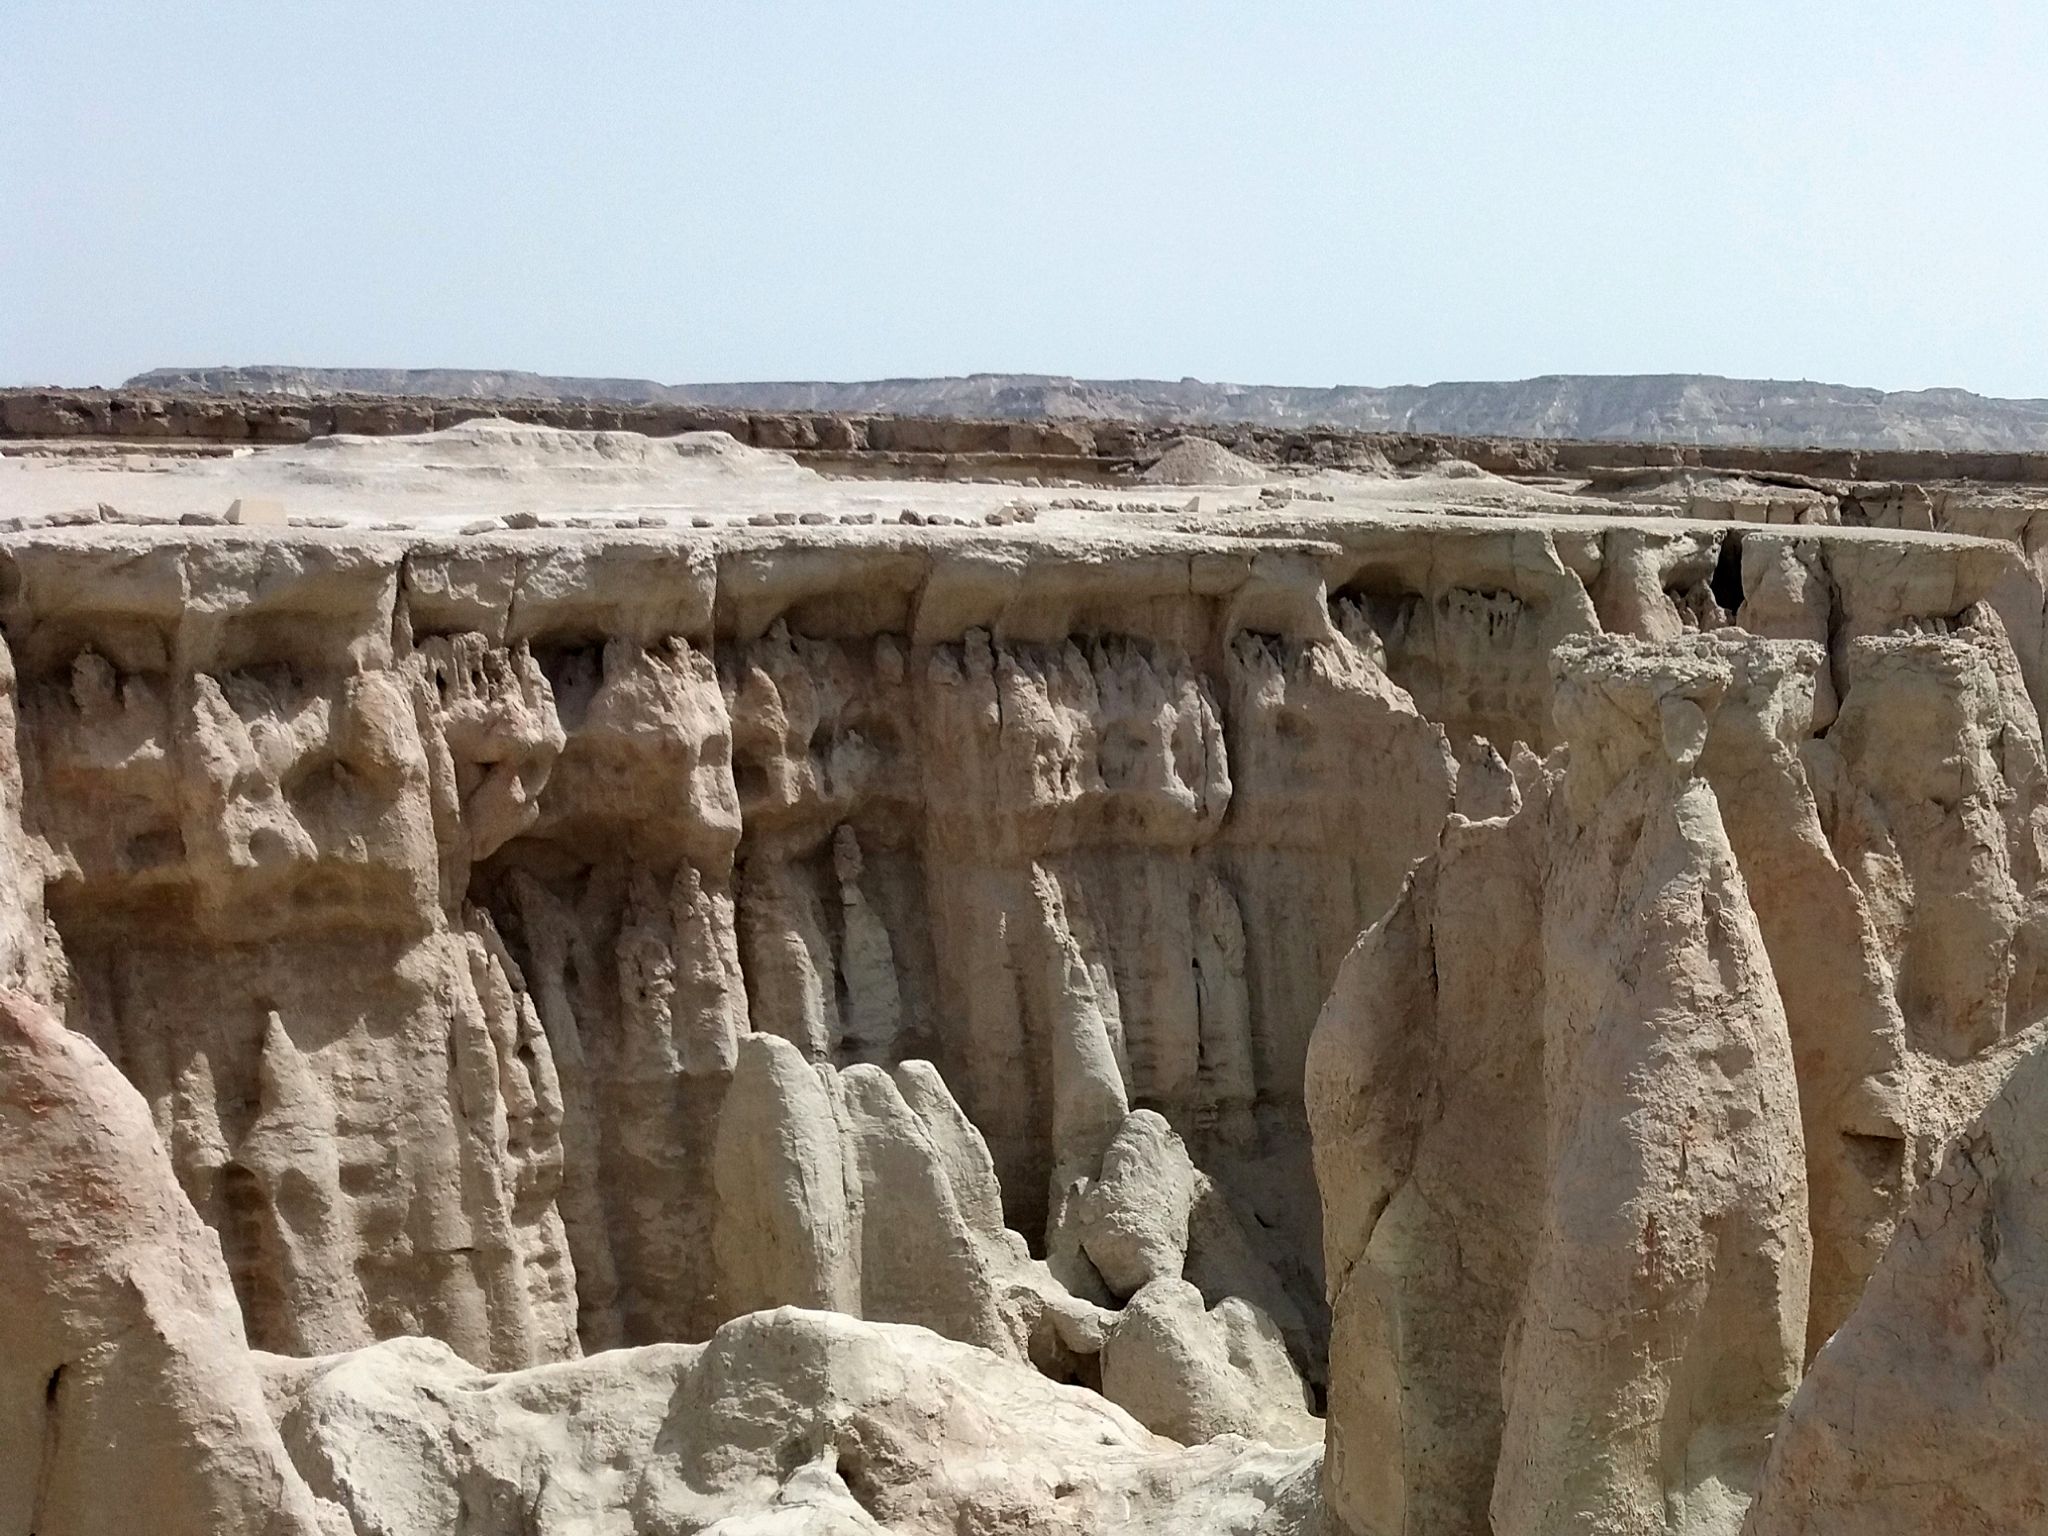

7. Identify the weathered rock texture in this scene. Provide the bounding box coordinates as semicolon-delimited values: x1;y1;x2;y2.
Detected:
260;1308;1320;1536
0;995;332;1536
1743;1033;2048;1536
1307;751;1554;1536
106;367;2048;455
1310;634;1825;1536
0;982;1316;1536
1303;531;2048;1532
4;504;2048;1534
1493;637;1810;1536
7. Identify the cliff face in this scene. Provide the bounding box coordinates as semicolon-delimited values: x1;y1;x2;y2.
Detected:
3;507;2047;1534
1306;560;2048;1531
9;521;1474;1378
122;368;2048;452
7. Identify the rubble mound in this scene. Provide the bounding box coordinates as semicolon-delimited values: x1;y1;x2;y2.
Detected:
1138;435;1269;485
292;416;816;483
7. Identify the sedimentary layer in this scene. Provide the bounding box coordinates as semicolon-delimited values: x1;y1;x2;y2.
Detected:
23;384;2048;485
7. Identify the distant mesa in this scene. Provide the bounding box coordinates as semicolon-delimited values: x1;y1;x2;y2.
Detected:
123;365;2048;452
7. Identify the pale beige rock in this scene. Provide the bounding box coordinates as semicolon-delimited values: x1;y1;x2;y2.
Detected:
891;1058;1008;1241
0;972;1311;1536
4;496;2048;1532
836;1060;1014;1351
1183;1170;1320;1389
1218;618;1456;1310
1076;1108;1198;1299
226;495;288;526
0;994;334;1536
1589;526;1727;640
705;1032;1304;1453
1733;534;1838;727
263;1309;1321;1536
1822;609;2048;1067
1742;1036;2048;1536
1310;632;1849;1536
1691;636;1912;1353
236;1012;373;1356
712;1032;859;1318
712;1033;1114;1374
5;545;591;1371
1100;1278;1322;1449
833;826;904;1062
1307;765;1553;1536
412;631;565;875
1493;637;1810;1536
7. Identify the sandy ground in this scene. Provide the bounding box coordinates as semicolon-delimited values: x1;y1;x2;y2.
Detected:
0;418;1590;532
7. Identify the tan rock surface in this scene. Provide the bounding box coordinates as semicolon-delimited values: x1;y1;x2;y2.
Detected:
0;990;1313;1535
1076;1108;1199;1298
1492;637;1811;1536
1307;757;1553;1536
1100;1277;1323;1449
1310;620;2048;1534
1743;1036;2048;1536
3;444;2048;1533
264;1308;1321;1536
0;995;333;1536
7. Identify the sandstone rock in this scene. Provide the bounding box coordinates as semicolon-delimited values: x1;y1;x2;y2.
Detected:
713;1032;859;1318
0;994;333;1536
1;498;2046;1533
1821;609;2048;1068
1311;633;1834;1535
1692;635;1912;1352
1183;1170;1320;1388
236;1012;373;1355
1307;763;1553;1536
1743;1036;2048;1536
225;495;287;526
1100;1278;1321;1449
30;593;582;1371
265;1308;1321;1536
1076;1109;1198;1298
1491;638;1810;1536
836;1059;1014;1351
0;983;1312;1535
891;1058;1007;1240
712;1033;1113;1372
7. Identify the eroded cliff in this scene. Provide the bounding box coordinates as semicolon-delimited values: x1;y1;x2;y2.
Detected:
3;496;2045;1535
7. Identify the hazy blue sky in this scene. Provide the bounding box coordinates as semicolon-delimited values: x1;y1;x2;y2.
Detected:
6;2;2046;394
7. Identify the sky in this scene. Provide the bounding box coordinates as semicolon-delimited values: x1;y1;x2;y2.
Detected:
5;2;2047;396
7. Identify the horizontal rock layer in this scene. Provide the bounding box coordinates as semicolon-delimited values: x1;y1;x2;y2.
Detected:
21;385;2048;484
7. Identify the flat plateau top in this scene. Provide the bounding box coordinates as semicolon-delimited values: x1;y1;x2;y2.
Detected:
0;419;2028;562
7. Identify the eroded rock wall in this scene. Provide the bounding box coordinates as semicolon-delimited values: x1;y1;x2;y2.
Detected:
0;995;332;1536
3;512;2047;1532
1310;611;2048;1534
0;983;1320;1536
1743;1031;2048;1536
0;516;2039;1407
